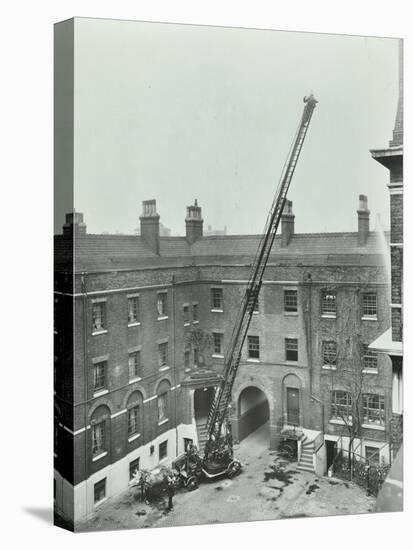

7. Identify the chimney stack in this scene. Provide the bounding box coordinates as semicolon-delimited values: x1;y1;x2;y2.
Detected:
281;200;295;247
140;199;160;254
357;194;370;246
185;199;203;244
63;211;87;236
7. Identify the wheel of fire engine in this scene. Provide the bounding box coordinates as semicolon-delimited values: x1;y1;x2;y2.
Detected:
227;460;241;479
186;475;199;491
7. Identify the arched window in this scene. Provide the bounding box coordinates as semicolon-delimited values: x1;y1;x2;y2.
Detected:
90;405;110;458
127;391;143;438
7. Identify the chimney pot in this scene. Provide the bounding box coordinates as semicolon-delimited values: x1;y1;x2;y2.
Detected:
63;211;87;236
185;200;203;243
357;195;370;246
281;200;294;247
140;199;160;254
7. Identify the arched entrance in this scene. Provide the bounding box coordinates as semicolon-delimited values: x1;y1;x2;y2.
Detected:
238;386;270;442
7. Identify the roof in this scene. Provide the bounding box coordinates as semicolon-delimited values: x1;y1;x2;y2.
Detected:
54;230;389;273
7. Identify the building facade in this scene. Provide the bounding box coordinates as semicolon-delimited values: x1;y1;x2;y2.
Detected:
54;196;392;523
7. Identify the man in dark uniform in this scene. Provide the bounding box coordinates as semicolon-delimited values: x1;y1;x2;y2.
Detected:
166;475;175;510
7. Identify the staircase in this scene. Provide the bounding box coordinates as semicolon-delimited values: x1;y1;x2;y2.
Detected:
297;435;315;473
196;422;208;453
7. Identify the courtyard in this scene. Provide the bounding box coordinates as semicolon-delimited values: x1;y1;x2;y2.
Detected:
77;424;376;531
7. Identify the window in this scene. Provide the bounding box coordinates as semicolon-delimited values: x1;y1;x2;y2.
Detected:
331;391;352;421
322;341;337;365
321;290;336;316
362;292;377;318
211;288;223;310
159;440;168;460
92;421;106;455
285;338;298;361
253;298;259;313
129;351;141;380
93;361;106;392
129;457;140;480
157;292;168;317
158;392;168;422
92;302;106;332
94;478;106;504
365;446;380;465
193;303;199;322
213;332;223;355
184;349;190;369
248;335;260;359
284;290;298;313
128;405;140;436
363;394;385;426
158;342;168;367
184;438;193;452
183;305;190;324
128;296;139;324
193;347;199;367
363;345;378;371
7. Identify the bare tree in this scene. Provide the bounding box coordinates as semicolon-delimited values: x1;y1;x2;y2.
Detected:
185;328;213;369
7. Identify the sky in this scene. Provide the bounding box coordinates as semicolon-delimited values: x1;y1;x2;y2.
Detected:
66;18;399;236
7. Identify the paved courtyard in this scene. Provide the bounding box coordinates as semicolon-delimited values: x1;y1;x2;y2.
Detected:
77;423;376;532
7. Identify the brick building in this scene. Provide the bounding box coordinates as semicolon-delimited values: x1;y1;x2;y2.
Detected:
54;195;392;523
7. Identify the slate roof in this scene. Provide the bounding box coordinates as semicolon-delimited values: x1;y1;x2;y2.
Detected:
54;230;388;273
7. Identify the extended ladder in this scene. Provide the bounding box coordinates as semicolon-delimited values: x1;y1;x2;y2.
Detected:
206;95;318;441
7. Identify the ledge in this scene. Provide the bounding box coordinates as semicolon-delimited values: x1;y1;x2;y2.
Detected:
322;365;337;371
159;365;170;372
92;451;108;462
92;329;108;336
361;316;378;322
321;314;336;320
157;316;168;321
246;358;260;363
128;433;141;443
362;368;378;375
212;354;224;359
329;418;351;426
362;423;385;431
158;418;169;426
211;309;224;313
128;321;141;328
284;311;298;316
93;389;109;398
129;377;142;384
193;320;199;324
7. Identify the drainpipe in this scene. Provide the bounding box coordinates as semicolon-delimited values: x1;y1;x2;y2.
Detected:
305;273;314;395
171;273;179;458
81;272;89;516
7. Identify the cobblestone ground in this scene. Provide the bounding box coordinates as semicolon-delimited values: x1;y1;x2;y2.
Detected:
77;423;376;532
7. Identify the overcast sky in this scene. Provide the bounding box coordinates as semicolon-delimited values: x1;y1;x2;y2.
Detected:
68;18;399;236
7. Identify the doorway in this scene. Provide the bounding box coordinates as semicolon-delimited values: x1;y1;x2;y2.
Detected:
326;440;337;470
286;387;300;426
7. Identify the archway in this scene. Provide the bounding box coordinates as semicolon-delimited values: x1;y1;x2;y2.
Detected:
238;386;270;442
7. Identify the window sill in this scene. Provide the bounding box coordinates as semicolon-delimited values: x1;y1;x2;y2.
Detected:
322;365;337;371
329;419;351;426
284;311;298;316
247;358;260;363
321;314;336;319
159;365;170;372
94;497;107;507
128;321;141;328
284;359;298;364
92;329;108;336
128;433;141;443
183;322;191;327
362;423;385;431
362;368;378;375
92;451;108;462
93;389;109;398
212;354;224;359
252;311;259;315
184;368;191;373
193;320;199;324
158;418;169;427
159;456;168;464
129;377;142;384
361;316;378;321
211;309;223;313
157;316;169;321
